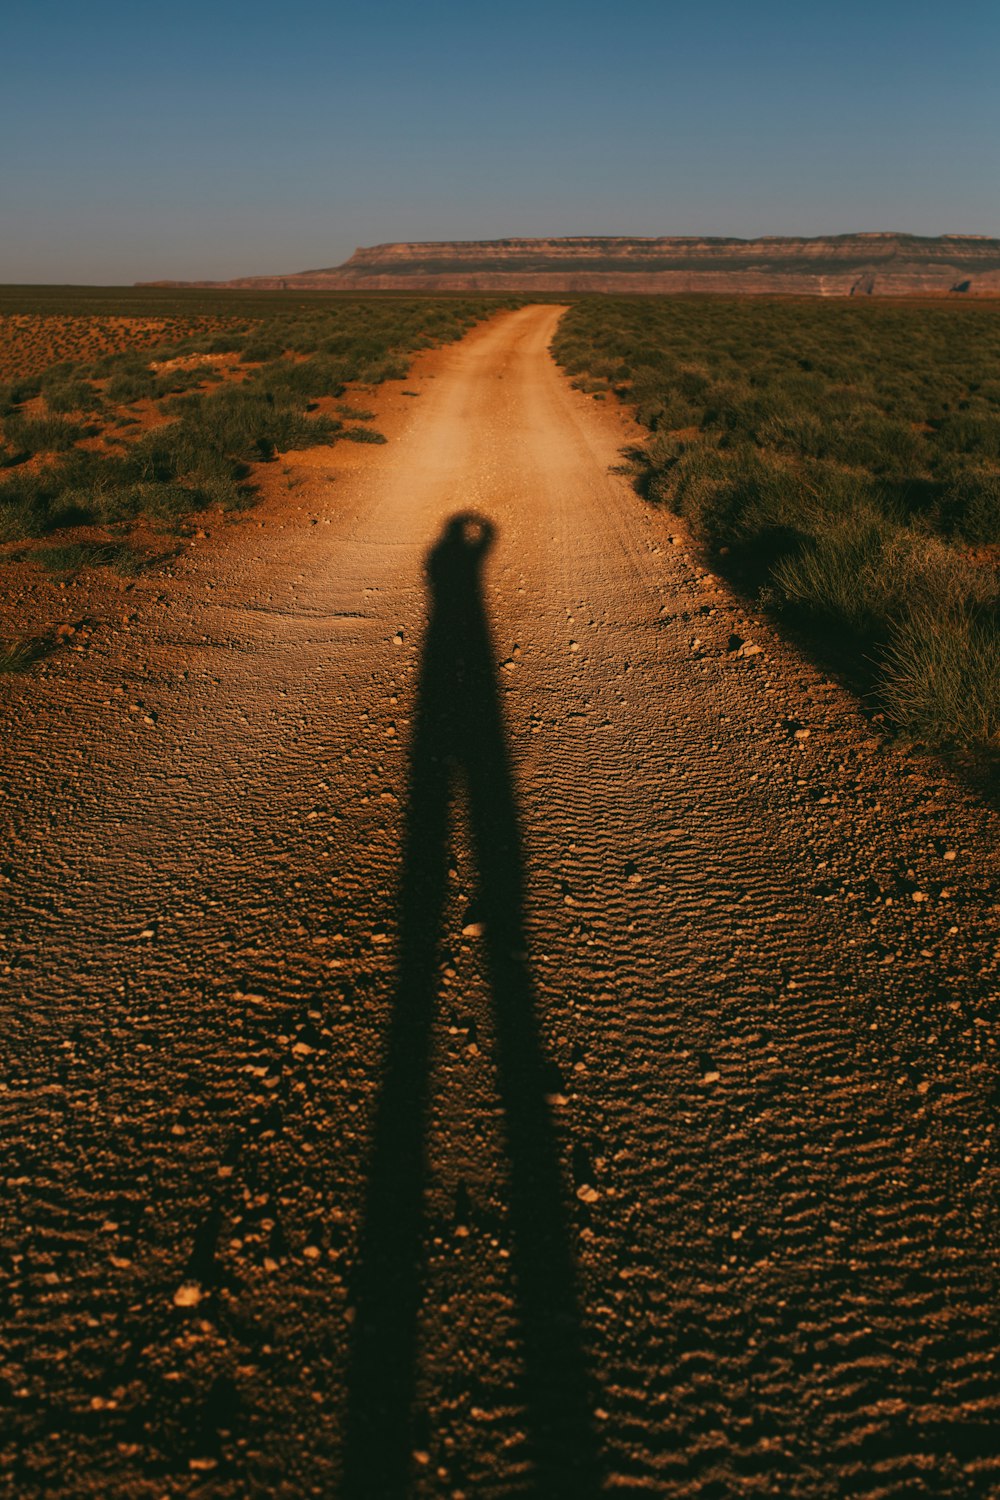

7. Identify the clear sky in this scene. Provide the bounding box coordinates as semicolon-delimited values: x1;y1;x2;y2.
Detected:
2;0;998;284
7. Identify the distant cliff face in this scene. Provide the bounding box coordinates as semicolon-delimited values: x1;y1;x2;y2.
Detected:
146;235;1000;295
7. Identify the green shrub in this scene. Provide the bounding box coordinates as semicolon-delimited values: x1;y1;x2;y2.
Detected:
8;376;42;403
670;447;808;557
240;340;287;363
0;636;45;672
34;541;147;577
553;295;1000;747
938;466;1000;544
156;392;206;418
0;471;60;538
154;364;222;397
883;601;1000;744
43;379;104;414
4;413;87;458
934;412;1000;462
356;355;409;384
106;369;157;404
252;355;350;402
205;333;247;354
773;510;916;636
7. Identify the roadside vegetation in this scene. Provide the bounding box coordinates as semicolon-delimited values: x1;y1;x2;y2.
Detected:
0;283;264;382
0;636;47;673
0;291;519;568
554;297;1000;750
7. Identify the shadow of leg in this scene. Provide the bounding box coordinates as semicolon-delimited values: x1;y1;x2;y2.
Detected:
343;514;601;1497
467;725;602;1498
341;737;449;1499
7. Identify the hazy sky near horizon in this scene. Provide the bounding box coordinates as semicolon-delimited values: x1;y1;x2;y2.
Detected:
2;0;998;283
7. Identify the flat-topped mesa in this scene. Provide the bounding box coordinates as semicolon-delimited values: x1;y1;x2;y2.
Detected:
145;233;1000;294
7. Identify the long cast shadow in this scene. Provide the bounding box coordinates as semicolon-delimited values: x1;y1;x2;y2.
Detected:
342;514;601;1497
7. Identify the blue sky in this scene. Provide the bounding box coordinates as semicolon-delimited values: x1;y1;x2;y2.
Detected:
2;0;998;283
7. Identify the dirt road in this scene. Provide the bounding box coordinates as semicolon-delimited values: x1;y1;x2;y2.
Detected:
2;305;998;1498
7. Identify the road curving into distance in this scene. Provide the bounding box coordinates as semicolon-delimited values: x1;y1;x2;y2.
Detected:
2;304;998;1497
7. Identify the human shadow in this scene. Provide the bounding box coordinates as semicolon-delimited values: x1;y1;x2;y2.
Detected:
342;513;601;1497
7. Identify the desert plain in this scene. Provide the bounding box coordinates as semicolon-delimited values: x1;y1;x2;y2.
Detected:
0;294;998;1498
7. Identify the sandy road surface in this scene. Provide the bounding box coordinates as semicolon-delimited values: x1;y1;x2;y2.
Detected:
2;305;999;1498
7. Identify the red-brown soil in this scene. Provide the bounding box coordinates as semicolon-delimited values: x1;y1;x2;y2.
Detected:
0;317;247;383
1;307;998;1497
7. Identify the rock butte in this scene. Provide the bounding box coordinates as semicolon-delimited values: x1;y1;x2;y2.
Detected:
141;233;1000;296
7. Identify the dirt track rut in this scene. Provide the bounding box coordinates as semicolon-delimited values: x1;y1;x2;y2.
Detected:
2;305;999;1497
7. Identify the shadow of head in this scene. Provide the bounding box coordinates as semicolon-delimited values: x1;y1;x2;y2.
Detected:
428;512;496;593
